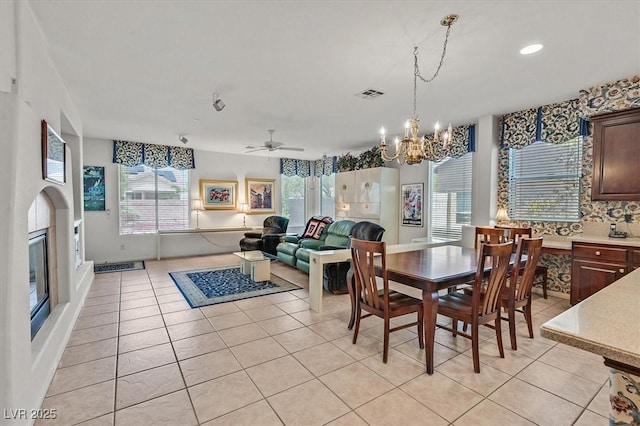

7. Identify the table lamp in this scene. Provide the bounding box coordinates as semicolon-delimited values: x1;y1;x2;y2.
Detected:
240;203;249;227
191;199;204;229
495;207;510;225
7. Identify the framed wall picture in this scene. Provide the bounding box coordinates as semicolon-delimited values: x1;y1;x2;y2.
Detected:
401;182;423;227
200;179;238;210
83;166;105;211
246;178;276;214
41;119;66;185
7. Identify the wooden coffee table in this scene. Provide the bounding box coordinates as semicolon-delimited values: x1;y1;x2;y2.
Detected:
232;251;270;282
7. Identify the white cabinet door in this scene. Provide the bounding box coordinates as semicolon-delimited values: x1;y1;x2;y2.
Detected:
335;171;356;203
356;168;381;203
352;202;381;219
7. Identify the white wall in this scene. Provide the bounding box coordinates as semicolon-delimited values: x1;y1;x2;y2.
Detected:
398;162;429;243
83;138;283;262
472;115;500;225
1;2;94;422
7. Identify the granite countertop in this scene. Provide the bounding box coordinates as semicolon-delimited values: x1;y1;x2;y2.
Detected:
540;267;640;369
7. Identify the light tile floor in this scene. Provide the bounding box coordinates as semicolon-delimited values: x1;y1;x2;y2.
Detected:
38;254;611;425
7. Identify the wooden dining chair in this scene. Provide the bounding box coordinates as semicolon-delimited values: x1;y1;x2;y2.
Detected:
501;236;543;350
350;238;424;363
474;226;510;249
436;241;513;373
496;226;548;299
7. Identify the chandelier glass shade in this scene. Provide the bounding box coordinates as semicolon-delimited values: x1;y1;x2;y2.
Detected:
380;14;458;165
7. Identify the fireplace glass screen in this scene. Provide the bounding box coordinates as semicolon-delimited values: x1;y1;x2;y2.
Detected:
29;230;50;339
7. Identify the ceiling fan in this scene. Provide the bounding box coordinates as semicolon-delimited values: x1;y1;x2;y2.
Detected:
245;130;304;153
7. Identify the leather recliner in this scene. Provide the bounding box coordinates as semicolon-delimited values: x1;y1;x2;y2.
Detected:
326;221;386;294
239;215;289;256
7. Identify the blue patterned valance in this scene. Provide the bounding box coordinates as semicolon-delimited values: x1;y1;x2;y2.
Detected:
501;108;539;148
113;140;195;169
422;124;475;160
501;99;589;149
313;156;337;176
280;158;311;177
578;75;640;118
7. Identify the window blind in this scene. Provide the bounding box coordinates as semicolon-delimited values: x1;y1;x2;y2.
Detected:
119;165;189;235
508;138;583;222
429;153;473;240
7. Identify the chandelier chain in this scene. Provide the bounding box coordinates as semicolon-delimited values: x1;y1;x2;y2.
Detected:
379;14;458;166
412;23;453;115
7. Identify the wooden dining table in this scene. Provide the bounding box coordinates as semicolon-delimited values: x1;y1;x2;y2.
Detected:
377;244;520;375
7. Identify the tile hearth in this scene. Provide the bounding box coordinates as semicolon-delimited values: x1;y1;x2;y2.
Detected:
38;253;610;425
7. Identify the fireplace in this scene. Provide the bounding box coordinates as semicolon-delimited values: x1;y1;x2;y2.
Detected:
29;229;50;339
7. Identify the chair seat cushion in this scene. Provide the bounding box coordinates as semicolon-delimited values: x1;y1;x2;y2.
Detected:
438;292;473;315
276;242;298;256
295;247;312;262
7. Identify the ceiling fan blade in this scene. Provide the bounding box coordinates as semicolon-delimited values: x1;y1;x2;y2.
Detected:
278;147;305;152
245;147;268;153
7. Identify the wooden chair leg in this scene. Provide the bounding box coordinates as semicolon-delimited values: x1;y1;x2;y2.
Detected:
452;319;458;337
352;308;361;344
525;300;534;338
541;269;548;299
383;318;390;363
417;310;424;349
508;305;517;350
347;270;356;330
471;323;480;373
495;317;505;358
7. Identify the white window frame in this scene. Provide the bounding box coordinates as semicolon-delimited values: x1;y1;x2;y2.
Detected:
118;165;190;235
280;174;307;234
428;153;473;241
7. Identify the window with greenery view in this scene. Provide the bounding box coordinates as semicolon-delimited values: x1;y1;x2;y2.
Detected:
429;153;473;240
508;138;583;221
281;175;306;232
320;174;335;217
119;165;189;235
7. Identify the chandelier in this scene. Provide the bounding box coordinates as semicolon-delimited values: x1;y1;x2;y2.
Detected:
380;14;458;165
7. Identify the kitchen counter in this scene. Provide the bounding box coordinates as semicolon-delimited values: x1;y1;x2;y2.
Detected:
541;267;640;424
540;267;640;368
569;233;640;247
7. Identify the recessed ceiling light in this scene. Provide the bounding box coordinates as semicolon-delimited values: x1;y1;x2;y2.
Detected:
520;43;544;55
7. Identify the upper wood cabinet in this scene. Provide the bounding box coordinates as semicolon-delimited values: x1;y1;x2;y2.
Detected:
591;107;640;201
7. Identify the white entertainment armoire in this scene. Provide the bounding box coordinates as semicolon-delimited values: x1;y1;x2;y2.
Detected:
334;167;399;244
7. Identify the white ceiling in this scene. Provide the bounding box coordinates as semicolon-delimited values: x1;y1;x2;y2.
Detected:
29;1;640;161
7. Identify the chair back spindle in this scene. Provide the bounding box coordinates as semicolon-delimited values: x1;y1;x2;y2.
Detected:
475;226;510;249
474;242;513;316
509;237;543;302
351;239;387;311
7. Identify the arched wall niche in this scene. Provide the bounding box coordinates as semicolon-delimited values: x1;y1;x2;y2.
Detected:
27;185;70;337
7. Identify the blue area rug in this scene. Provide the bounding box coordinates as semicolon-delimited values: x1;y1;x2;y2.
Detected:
94;261;145;274
169;267;300;308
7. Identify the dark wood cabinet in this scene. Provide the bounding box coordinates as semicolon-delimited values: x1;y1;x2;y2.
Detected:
571;242;635;304
591;108;640;201
633;249;640;270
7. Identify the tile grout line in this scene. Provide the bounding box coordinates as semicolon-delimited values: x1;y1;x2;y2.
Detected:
153;265;202;425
